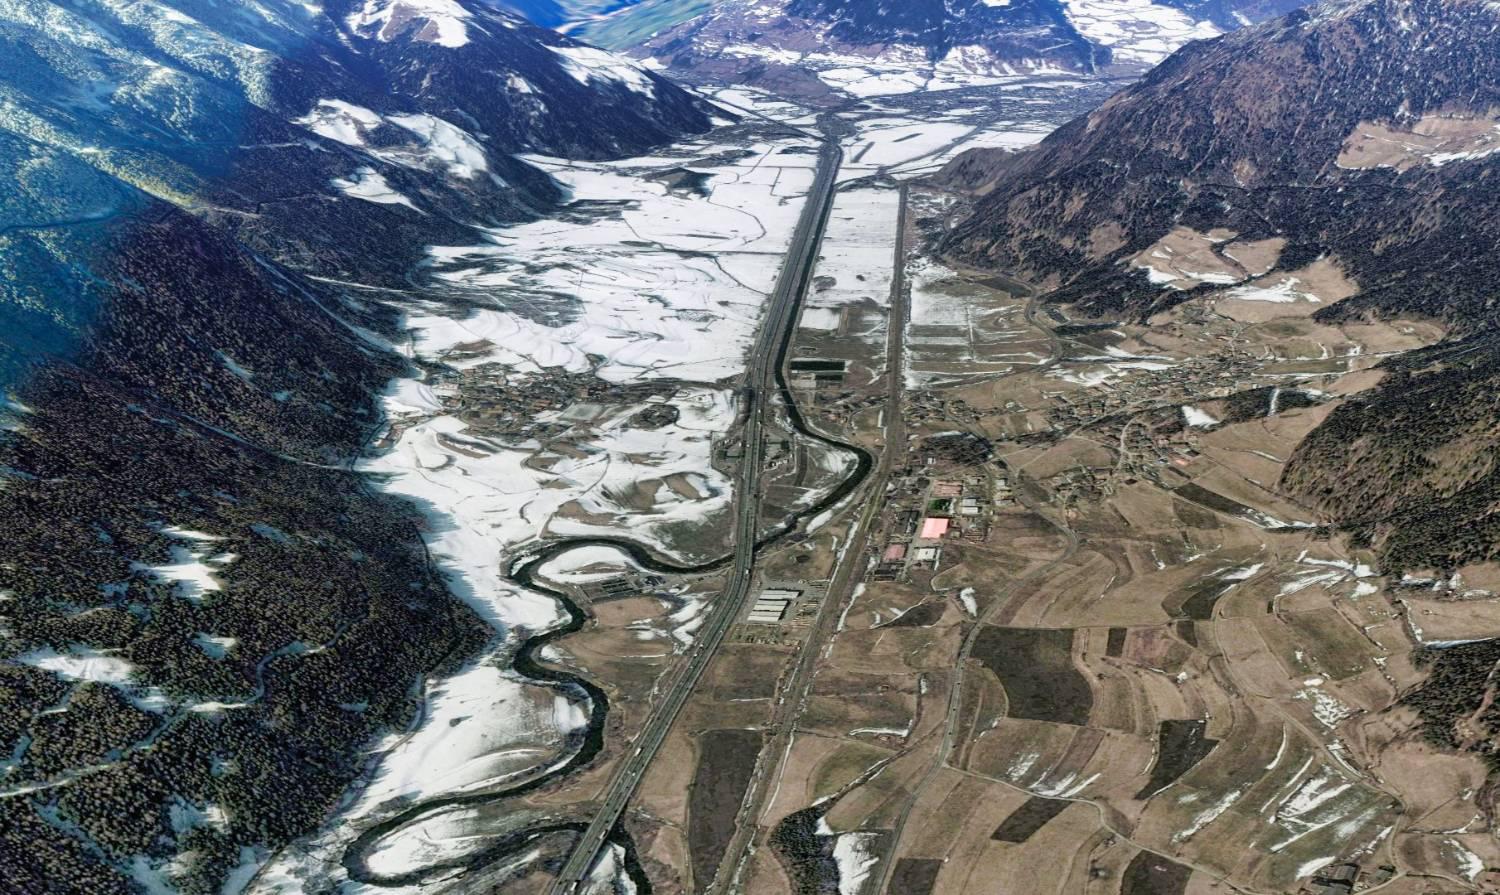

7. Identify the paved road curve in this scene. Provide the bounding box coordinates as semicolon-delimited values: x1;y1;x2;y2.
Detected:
548;137;845;894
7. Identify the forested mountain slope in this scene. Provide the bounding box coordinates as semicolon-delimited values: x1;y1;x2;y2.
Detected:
0;1;710;890
939;0;1500;571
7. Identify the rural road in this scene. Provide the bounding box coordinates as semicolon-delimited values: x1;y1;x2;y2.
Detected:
548;135;846;893
866;272;1080;895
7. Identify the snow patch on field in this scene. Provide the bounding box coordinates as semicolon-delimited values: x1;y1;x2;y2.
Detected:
363;814;541;887
1338;115;1500;171
1048;352;1173;388
1268;767;1384;860
852;121;974;167
1007;751;1041;780
1297;552;1376;579
1279;570;1343;596
835;109;1059;184
1173;787;1244;842
1226;277;1321;303
1279;552;1381;603
800;187;899;358
1266;727;1288;770
1292;856;1340;881
1280;772;1351;819
818;66;929;98
537;545;638;584
1220;562;1265;582
902;255;1051;385
849;723;911;739
1448;839;1485;881
887;121;1053;176
831;832;881;895
1294;684;1355;729
353;659;579;810
1061;0;1219;64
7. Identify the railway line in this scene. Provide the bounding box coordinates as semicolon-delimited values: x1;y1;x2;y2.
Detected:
547;133;847;894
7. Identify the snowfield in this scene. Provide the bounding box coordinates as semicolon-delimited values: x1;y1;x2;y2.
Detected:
1061;0;1220;64
331;167;422;211
351;658;583;812
346;0;476;48
550;44;658;94
422;144;814;383
296;100;495;181
800;186;900;361
251;130;818;893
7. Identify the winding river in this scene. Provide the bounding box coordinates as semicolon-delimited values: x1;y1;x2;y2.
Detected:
342;132;877;890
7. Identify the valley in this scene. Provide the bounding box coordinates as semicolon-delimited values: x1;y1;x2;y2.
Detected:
601;132;1463;895
246;84;1115;894
3;1;1500;894
263;75;1496;895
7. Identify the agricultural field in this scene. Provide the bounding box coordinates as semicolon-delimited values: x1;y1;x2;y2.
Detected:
698;181;1500;895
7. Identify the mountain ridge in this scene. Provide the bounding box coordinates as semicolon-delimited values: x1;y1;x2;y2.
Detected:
615;0;1309;101
936;0;1500;572
0;1;713;890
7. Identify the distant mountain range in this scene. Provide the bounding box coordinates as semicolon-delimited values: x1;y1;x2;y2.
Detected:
570;0;716;48
0;1;709;890
493;0;706;37
939;0;1500;573
603;0;1306;101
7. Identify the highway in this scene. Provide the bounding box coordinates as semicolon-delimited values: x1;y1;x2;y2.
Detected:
710;182;910;894
548;135;845;893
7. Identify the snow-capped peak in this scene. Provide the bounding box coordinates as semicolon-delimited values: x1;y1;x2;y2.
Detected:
345;0;478;47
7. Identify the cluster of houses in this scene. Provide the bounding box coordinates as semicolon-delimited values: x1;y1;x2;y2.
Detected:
867;469;1011;582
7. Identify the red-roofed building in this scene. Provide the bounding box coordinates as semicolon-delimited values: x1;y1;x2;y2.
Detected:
919;517;950;540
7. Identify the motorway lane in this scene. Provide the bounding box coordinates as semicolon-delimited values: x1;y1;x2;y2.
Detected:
548;138;845;894
711;182;912;895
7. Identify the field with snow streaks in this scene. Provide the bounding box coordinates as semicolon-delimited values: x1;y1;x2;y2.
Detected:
799;186;900;361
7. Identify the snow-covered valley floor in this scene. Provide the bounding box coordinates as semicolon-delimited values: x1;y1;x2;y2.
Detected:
251;122;818;893
255;77;1102;893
